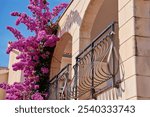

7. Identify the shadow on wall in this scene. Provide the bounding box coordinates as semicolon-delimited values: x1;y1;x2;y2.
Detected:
60;10;82;35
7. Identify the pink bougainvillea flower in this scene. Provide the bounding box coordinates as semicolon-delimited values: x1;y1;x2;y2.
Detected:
0;0;68;100
41;67;49;74
31;93;44;100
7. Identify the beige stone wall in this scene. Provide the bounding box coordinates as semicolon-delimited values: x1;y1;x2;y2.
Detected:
8;50;23;84
0;69;8;99
118;0;150;100
132;0;150;100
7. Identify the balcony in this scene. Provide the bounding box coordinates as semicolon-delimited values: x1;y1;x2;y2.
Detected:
49;22;121;100
49;64;72;100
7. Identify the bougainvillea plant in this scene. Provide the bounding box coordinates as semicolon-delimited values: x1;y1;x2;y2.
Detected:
0;0;68;100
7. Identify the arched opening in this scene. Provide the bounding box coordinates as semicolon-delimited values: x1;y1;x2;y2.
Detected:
50;32;72;79
77;0;119;100
79;0;105;51
90;0;118;39
60;39;72;69
90;0;119;55
89;0;120;100
49;32;72;100
80;0;118;50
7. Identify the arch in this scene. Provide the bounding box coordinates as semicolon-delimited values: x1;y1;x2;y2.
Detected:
90;0;118;39
78;0;119;99
50;32;72;78
79;0;118;50
79;0;105;50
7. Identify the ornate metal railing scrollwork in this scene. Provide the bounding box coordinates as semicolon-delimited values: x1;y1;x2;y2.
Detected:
49;64;72;100
73;22;120;100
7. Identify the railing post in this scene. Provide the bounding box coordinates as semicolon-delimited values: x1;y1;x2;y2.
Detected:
55;78;58;99
74;58;79;100
91;43;96;99
66;65;69;100
111;23;116;88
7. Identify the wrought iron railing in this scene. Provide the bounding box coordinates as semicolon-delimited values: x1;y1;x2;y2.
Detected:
73;22;120;100
48;64;72;100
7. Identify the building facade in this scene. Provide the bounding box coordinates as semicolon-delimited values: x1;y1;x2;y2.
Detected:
0;50;22;99
49;0;150;100
1;0;150;100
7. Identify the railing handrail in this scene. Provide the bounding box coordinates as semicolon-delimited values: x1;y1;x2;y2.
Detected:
76;22;117;59
49;64;71;83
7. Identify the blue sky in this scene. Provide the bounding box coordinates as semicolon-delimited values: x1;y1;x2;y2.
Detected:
0;0;70;67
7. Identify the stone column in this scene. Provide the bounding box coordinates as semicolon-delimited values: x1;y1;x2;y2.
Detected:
119;0;150;99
